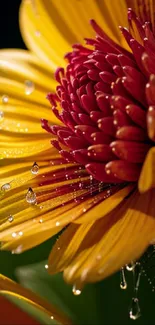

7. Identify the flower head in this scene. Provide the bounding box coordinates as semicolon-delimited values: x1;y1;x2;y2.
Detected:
1;0;155;292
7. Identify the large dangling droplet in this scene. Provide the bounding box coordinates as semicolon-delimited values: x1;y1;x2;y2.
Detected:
120;267;127;290
129;298;141;320
26;187;37;204
31;162;39;175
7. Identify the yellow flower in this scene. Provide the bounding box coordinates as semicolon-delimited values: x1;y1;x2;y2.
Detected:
1;0;155;289
0;274;71;324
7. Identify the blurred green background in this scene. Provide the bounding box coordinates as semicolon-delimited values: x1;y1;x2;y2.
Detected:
1;0;155;324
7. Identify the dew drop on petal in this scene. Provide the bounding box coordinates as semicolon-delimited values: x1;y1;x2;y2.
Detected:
129;298;141;320
12;232;17;238
1;183;11;191
0;111;4;121
120;267;127;290
72;284;82;296
31;162;39;175
39;218;43;223
56;221;60;226
26;187;37;204
35;30;41;37
2;95;9;103
25;80;35;95
19;231;23;236
50;316;54;320
8;215;14;223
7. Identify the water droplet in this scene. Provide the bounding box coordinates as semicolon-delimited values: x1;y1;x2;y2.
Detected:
25;80;35;95
50;316;54;320
31;162;39;175
19;231;23;236
126;261;135;271
83;208;86;212
129;298;141;320
14;245;23;254
120;267;127;290
0;111;4;121
8;215;14;223
39;218;43;223
26;187;37;204
56;221;60;226
1;183;11;191
134;262;141;295
45;264;48;269
2;95;9;103
72;284;81;296
12;232;17;238
35;30;41;37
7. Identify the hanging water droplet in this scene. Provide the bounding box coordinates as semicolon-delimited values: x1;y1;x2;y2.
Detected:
120;267;127;290
25;80;35;95
8;215;14;223
1;183;11;191
2;95;9;103
31;162;39;175
126;261;135;271
129;298;141;320
72;284;81;296
0;111;4;121
134;262;141;295
26;187;36;204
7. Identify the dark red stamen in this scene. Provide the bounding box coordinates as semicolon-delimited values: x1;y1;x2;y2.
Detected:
42;10;155;185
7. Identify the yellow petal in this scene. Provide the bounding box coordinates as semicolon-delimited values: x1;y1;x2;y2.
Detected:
0;49;60;159
75;184;134;223
49;189;155;284
48;223;94;274
19;0;129;70
138;148;155;193
0;275;71;325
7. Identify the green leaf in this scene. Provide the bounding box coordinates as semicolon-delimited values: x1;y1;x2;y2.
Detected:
16;260;102;325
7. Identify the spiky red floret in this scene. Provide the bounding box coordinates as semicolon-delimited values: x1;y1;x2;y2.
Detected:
42;9;155;183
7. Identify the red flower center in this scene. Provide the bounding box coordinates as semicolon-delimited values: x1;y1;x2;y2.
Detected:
42;9;155;184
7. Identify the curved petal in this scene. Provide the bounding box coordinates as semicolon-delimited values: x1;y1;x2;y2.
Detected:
0;49;60;159
48;189;155;284
138;148;155;193
0;275;71;325
19;0;129;69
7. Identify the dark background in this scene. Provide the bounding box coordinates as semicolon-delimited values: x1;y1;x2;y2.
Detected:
1;1;155;324
0;0;25;49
